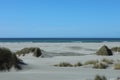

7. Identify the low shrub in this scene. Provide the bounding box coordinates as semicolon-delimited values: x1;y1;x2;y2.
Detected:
0;47;25;71
102;58;113;64
15;47;42;57
84;60;98;65
94;75;107;80
114;63;120;70
74;62;82;67
96;45;113;56
93;62;108;69
111;47;120;52
54;62;73;67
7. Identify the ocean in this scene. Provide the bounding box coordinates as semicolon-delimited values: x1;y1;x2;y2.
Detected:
0;38;120;43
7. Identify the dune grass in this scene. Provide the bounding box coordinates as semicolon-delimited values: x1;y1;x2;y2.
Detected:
114;63;120;70
74;62;82;67
96;45;113;56
0;47;25;71
54;62;83;67
54;62;73;67
111;47;120;52
94;75;107;80
93;62;108;69
15;47;42;57
84;60;98;65
102;58;114;64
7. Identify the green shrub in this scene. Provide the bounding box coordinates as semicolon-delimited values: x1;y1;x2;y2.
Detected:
102;58;113;64
0;47;13;71
84;60;98;65
114;63;120;70
96;45;113;56
74;62;82;67
111;47;120;52
54;62;73;67
15;47;42;57
0;47;25;71
93;62;108;69
95;75;107;80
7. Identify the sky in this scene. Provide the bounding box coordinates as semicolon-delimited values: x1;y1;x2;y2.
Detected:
0;0;120;38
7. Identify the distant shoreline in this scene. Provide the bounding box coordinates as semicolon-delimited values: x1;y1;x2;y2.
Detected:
0;38;120;43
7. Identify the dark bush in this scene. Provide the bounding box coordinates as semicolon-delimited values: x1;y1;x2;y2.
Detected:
74;62;82;67
16;47;42;57
95;75;107;80
96;45;113;56
102;58;113;64
84;60;98;65
0;47;13;71
111;47;120;52
93;62;108;69
54;62;73;67
0;47;25;71
114;63;120;70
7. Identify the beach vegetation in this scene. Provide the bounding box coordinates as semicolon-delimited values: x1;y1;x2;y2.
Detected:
94;75;107;80
93;62;108;69
0;47;25;71
54;62;73;67
96;45;113;56
114;63;120;70
84;60;98;65
101;58;114;64
111;47;120;52
74;62;82;67
15;47;42;57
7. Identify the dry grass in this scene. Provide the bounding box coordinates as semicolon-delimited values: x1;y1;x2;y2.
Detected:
96;45;113;56
111;47;120;52
54;62;83;67
94;75;107;80
54;62;73;67
15;47;42;57
84;60;98;65
74;62;82;67
114;63;120;70
102;58;114;64
93;62;108;69
0;47;25;71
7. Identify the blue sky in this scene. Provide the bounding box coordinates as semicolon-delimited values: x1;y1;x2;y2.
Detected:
0;0;120;38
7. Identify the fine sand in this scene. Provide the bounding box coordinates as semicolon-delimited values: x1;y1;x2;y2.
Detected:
0;42;120;80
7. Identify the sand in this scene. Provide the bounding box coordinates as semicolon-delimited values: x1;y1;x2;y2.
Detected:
0;42;120;80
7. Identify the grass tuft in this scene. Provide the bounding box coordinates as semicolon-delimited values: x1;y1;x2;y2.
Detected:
94;75;107;80
93;62;108;69
15;47;42;57
114;63;120;70
102;58;114;64
74;62;82;67
84;60;98;65
54;62;73;67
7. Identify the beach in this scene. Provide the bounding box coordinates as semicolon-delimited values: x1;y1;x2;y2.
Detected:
0;42;120;80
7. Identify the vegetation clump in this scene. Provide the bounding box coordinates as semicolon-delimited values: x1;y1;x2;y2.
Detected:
94;75;107;80
74;62;82;67
0;47;25;71
15;47;42;57
114;63;120;70
93;62;108;69
102;58;114;64
54;62;83;67
84;60;98;65
111;47;120;52
54;62;73;67
96;45;113;56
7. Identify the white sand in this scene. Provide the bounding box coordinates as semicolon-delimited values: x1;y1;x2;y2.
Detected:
0;42;120;80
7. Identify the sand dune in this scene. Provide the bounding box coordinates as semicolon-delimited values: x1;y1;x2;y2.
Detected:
0;42;120;80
